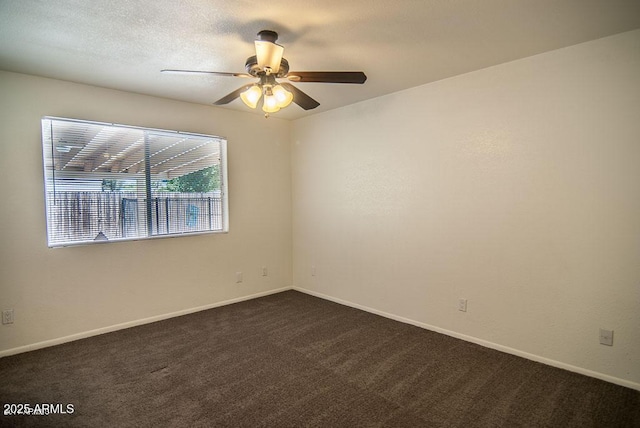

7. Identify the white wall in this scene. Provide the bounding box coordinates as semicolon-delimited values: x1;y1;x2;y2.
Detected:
0;71;292;352
292;30;640;388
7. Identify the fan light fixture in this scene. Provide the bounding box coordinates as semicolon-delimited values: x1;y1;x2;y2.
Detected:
240;83;293;113
161;30;367;118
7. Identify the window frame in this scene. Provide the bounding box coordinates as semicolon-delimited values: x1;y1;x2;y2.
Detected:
41;116;229;247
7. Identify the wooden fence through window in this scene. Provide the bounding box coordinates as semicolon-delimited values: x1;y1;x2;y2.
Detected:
46;191;222;245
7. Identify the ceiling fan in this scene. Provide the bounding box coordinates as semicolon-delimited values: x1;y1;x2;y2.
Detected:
162;30;367;116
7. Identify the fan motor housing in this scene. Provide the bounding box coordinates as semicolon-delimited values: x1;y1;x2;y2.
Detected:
245;55;289;78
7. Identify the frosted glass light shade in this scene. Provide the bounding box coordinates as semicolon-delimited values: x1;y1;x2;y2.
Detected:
272;85;293;108
240;85;262;109
262;93;280;113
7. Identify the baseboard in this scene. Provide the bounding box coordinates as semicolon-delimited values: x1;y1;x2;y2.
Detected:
293;286;640;392
5;285;638;392
0;286;293;358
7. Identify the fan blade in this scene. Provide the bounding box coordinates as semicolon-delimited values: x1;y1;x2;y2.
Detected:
213;84;254;105
161;69;252;78
255;41;284;73
280;82;320;110
285;71;367;84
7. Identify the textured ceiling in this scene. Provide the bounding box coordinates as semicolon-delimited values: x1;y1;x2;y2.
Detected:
1;0;639;120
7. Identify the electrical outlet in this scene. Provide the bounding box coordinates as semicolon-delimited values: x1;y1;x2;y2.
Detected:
262;266;268;277
599;329;614;346
2;309;14;325
311;266;316;276
236;272;243;283
458;299;467;312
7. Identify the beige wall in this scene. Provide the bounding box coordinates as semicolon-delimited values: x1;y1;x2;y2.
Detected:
292;30;640;388
0;71;292;351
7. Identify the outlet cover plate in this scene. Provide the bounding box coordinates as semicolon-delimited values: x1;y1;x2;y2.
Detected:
599;329;613;346
2;309;14;325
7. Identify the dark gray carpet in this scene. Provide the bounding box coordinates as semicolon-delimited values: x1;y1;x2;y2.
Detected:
1;290;639;427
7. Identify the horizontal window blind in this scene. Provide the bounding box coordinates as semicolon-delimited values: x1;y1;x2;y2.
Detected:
42;117;228;247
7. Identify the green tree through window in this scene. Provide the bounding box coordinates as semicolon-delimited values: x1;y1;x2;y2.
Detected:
164;165;220;193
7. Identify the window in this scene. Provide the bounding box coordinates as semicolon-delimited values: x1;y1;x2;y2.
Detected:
41;117;228;247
